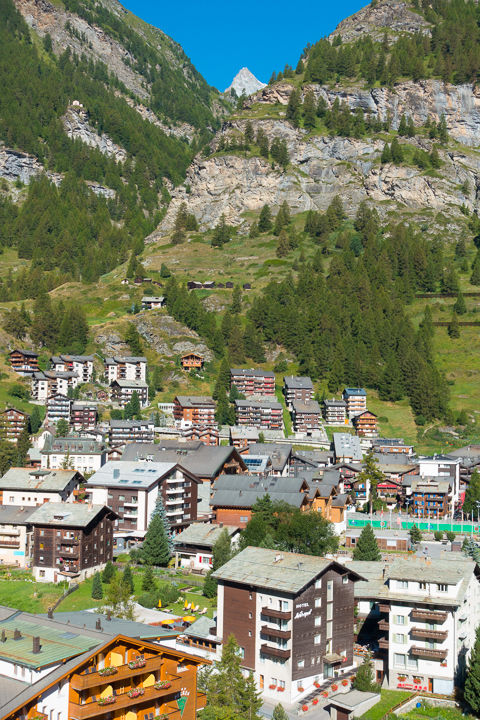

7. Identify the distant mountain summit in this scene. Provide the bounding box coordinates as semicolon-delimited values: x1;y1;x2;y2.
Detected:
225;67;266;96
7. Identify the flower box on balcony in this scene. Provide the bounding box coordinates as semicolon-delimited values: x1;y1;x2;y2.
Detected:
314;682;321;688
440;662;447;667
98;667;118;677
128;658;147;669
127;687;145;699
341;679;349;687
277;687;285;692
302;706;308;712
154;681;172;690
321;691;329;698
298;687;305;693
269;685;277;690
331;684;338;692
153;714;169;720
98;696;116;706
397;675;407;681
312;699;319;706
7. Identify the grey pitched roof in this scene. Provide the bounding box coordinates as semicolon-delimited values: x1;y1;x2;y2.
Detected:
210;475;310;509
105;356;147;363
446;445;480;459
86;460;179;489
283;376;313;390
0;505;37;524
10;349;38;357
28;503;113;528
411;478;451;493
111;379;148;388
42;436;106;454
109;419;154;429
175;395;215;407
120;444;246;478
40;611;178;640
333;433;363;461
292;399;321;414
213;547;363;593
374;453;412;466
230;368;275;378
0;468;79;492
246;443;292;472
184;615;221;641
51;355;94;363
235;399;283;410
174;523;240;548
323;399;346;407
0;677;30;710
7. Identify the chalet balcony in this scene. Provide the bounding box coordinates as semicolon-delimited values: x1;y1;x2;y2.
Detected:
261;625;291;640
411;609;448;624
261;607;291;621
378;620;389;631
60;537;79;545
70;657;170;690
378;603;390;613
0;539;20;547
69;678;182;720
260;643;291;660
378;639;389;649
411;627;448;642
197;692;207;710
410;646;448;661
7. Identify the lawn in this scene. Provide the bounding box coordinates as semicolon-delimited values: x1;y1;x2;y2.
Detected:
402;702;475;720
361;690;412;720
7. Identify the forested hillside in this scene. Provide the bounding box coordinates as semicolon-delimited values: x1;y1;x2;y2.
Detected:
0;0;221;291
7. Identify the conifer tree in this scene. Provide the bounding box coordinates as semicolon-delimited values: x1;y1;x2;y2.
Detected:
142;565;158;592
228;323;246;364
211;214;232;248
448;312;461;338
358;453;384;514
130;390;141;418
231;285;242;314
16;423;31;466
466;625;480;712
381;142;391;163
122;564;135;594
125;323;144;356
258;204;272;233
390;137;404;163
276;230;290;258
353;653;378;692
471;253;480;285
273;208;286;236
142;514;170;566
91;571;103;599
102;560;116;584
328;358;344;393
29;406;42;434
463;470;480;517
353;523;381;561
249;221;259;239
160;263;171;278
379;354;404;401
453;291;467;315
303;90;317;129
244;120;254;145
398;114;407;136
150;493;173;553
409;524;423;543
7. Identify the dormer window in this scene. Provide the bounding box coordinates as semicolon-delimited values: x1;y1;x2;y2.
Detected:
398;581;408;589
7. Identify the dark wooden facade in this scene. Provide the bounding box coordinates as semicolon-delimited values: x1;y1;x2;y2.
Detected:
223;582;257;670
9;349;39;374
0;408;29;441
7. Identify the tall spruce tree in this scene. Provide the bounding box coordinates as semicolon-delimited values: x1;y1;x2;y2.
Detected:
142;514;170;566
353;523;381;561
102;560;116;584
353;653;378;692
258;205;273;233
91;571;103;599
448;312;461;338
464;625;480;713
142;565;158;592
453;291;467;315
273;705;289;720
29;406;42;434
150;493;173;554
122;565;135;594
130;390;141;418
16;423;31;466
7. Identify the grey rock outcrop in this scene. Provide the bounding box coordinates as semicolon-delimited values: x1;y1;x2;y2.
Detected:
63;105;127;162
327;0;431;43
153;78;480;235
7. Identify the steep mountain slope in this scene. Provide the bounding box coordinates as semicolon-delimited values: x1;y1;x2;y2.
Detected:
0;0;227;293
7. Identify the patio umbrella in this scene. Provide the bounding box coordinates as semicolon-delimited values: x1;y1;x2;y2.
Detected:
182;616;196;623
161;618;175;624
184;599;188;609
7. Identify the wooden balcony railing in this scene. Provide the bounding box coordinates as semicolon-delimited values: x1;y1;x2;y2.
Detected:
411;627;448;642
69;677;182;719
260;626;291;640
70;656;166;690
197;692;207;710
378;639;389;649
410;645;448;661
261;607;291;621
260;644;291;659
378;620;389;632
411;609;448;623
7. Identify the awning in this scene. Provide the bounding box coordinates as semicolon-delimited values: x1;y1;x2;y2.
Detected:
323;653;344;664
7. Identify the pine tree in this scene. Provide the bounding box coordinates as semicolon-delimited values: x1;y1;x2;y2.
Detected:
438;113;448;143
276;230;290;258
244;121;254;145
29;406;42;434
231;285;242;314
398;114;407;136
102;560;116;584
258;204;272;233
448;312;461;338
125;323;144;355
91;571;103;599
409;524;423;543
328;358;344;393
471;253;480;285
357;453;385;514
228;323;246;364
122;565;135;594
353;524;381;561
56;418;70;437
378;354;404;401
453;292;467;315
353;653;378;692
303;90;317;129
463;625;480;716
381;142;391;163
249;221;259;239
150;493;173;553
211;214;232;248
391;137;404;163
16;422;31;466
160;263;171;278
142;565;158;592
142;514;170;566
463;470;480;517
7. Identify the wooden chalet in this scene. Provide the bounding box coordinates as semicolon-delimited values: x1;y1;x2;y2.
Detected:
353;410;378;437
181;352;205;370
9;349;39;375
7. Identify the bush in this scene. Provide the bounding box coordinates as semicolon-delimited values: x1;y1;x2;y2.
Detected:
8;383;30;400
434;531;443;541
415;415;427;426
138;581;179;609
446;531;456;542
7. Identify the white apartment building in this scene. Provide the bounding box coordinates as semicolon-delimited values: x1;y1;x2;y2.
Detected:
0;468;81;506
417;455;461;507
50;355;94;382
32;371;79;402
0;505;36;568
104;355;147;382
41;435;108;474
351;556;480;695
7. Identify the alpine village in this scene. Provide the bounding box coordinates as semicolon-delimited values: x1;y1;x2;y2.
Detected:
5;0;480;720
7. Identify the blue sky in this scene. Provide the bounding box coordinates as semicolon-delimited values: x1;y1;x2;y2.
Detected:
121;0;366;91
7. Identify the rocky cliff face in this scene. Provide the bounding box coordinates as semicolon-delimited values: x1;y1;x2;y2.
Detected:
63;105;127;162
154;78;480;236
326;0;431;43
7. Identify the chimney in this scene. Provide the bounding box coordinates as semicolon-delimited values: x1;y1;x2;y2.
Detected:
107;611;111;621
13;628;21;640
113;468;120;479
32;636;41;654
95;619;102;631
87;502;93;512
1;630;5;643
48;608;53;619
383;564;389;579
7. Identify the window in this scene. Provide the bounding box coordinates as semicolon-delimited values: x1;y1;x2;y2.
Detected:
248;631;252;637
315;616;321;627
239;647;245;658
9;497;14;502
327;621;332;639
271;677;277;687
39;570;45;578
327;604;333;621
343;575;348;584
119;495;125;501
419;582;427;590
240;516;249;523
398;581;408;589
396;615;406;625
40;530;45;537
57;531;61;537
394;653;406;667
315;578;322;589
279;680;285;689
327;580;333;602
282;600;288;611
249;593;253;600
407;656;418;669
438;584;447;592
315;598;321;608
39;543;44;550
395;634;405;644
249;612;252;619
314;634;321;644
311;657;315;665
40;556;44;563
297;660;305;669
